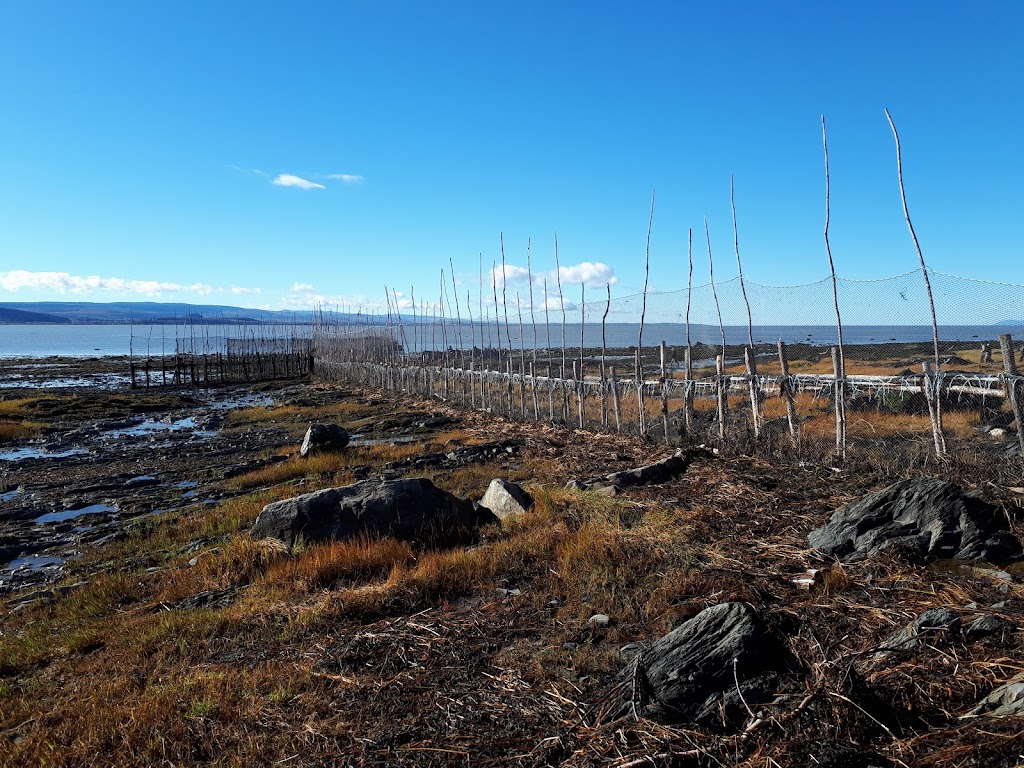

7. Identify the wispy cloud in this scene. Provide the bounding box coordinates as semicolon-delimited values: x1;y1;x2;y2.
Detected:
230;286;262;295
327;173;364;184
227;165;269;178
272;174;325;190
0;270;213;296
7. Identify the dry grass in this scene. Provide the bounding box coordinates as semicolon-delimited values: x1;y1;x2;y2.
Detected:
227;453;356;490
2;385;1022;767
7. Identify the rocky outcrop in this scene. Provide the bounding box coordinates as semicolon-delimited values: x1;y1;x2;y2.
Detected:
300;424;350;457
808;479;1022;563
966;672;1024;718
629;602;790;727
250;478;493;548
478;479;533;520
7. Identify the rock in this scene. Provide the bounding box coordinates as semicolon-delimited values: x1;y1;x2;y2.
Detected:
965;614;1017;640
251;477;492;548
300;424;350;457
633;602;789;726
965;672;1024;717
988;427;1009;440
808;478;1022;563
878;608;961;651
479;479;533;520
588;613;611;627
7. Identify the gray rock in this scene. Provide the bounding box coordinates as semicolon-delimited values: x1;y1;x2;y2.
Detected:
588;613;611;627
299;424;350;457
251;477;492;548
966;672;1024;717
808;479;1022;563
479;479;533;520
966;614;1017;640
634;602;789;726
878;608;961;651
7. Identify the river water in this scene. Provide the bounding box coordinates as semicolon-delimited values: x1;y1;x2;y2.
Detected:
1;322;1022;360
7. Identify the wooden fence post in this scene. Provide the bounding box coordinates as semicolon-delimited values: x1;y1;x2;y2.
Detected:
610;365;622;432
660;341;670;444
777;341;800;449
744;346;762;439
831;346;847;459
999;333;1024;456
716;354;728;442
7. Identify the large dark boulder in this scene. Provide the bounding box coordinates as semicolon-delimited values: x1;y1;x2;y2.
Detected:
808;479;1022;564
251;478;493;548
300;424;350;457
632;602;790;727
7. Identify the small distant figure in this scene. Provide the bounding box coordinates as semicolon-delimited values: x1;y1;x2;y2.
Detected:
980;342;992;363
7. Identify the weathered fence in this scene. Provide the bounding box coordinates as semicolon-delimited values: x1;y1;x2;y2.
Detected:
313;270;1024;464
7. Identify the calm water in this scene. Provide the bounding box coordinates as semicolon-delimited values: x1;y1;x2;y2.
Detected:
1;321;1022;360
0;324;272;359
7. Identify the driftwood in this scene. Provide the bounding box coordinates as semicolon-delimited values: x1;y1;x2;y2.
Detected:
565;448;709;493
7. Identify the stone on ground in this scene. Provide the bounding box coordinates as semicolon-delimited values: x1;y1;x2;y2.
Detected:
251;477;492;548
808;478;1022;563
633;601;790;727
478;479;533;520
300;424;350;457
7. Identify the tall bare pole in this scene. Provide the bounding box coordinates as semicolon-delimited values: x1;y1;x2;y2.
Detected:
544;277;554;420
516;290;527;416
684;228;694;434
601;283;610;428
885;108;946;457
555;233;568;421
526;238;538;417
731;177;762;437
822;115;847;458
449;258;466;371
637;190;655;436
578;282;586;428
706;217;727;440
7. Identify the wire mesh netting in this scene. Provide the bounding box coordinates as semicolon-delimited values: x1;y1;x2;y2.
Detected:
312;269;1023;465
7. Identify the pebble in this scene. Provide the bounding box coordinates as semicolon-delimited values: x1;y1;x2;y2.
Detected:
495;588;522;597
588;613;610;627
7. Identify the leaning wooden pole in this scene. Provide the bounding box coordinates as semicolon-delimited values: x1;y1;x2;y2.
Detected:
822;115;847;458
684;228;695;435
636;190;655;437
732;176;762;438
705;217;728;441
578;283;586;429
527;239;540;420
601;283;610;428
544;277;555;421
885;108;946;458
555;233;569;422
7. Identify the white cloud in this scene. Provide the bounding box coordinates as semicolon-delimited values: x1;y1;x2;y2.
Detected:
272;174;325;190
327;173;364;184
0;270;213;296
230;285;262;295
557;262;617;287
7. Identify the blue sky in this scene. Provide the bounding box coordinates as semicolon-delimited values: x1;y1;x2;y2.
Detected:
1;1;1021;321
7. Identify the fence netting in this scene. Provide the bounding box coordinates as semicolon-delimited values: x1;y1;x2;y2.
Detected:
306;269;1024;465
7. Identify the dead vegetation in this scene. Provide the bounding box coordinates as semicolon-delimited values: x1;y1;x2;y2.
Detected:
1;384;1022;767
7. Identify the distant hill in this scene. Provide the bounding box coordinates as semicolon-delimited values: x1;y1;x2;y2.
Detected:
994;320;1024;326
0;307;74;324
0;301;328;325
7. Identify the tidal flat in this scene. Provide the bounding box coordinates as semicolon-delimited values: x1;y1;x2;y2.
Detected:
0;357;1022;767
